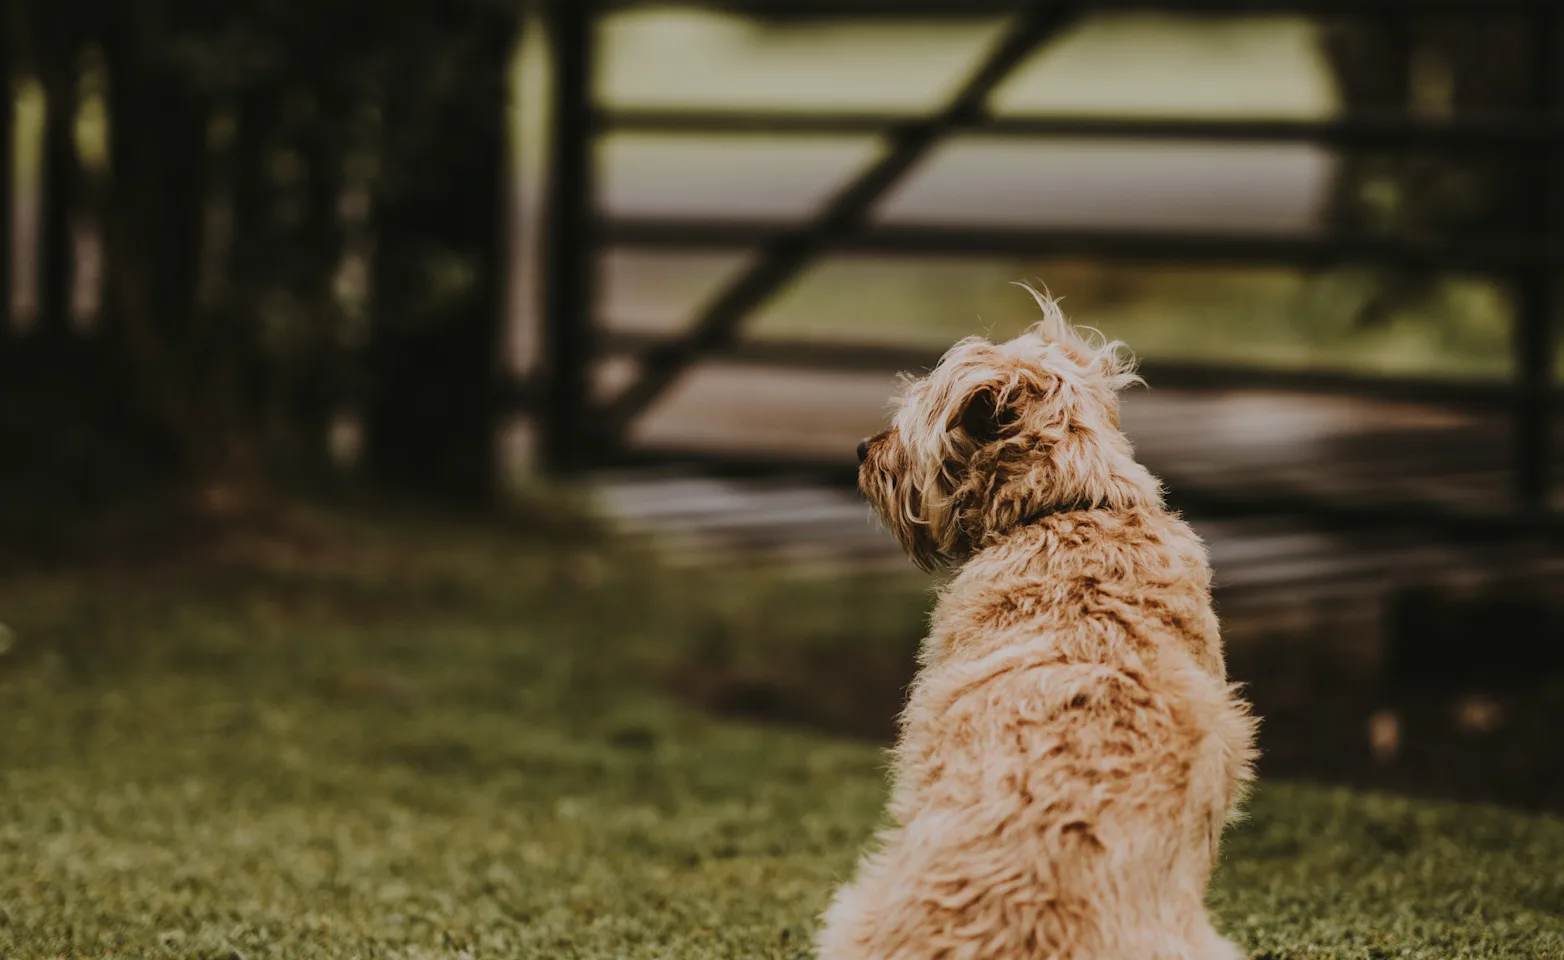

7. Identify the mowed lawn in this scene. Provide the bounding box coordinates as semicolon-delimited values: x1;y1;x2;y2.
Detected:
1;504;1561;959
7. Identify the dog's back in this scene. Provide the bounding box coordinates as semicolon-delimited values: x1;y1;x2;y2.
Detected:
820;508;1255;959
829;293;1257;959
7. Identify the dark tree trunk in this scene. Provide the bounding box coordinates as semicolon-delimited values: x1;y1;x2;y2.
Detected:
1319;17;1412;237
1320;15;1536;328
0;3;149;516
1322;16;1533;238
224;87;288;465
363;11;516;506
101;14;218;478
0;1;15;339
37;8;77;342
277;85;348;480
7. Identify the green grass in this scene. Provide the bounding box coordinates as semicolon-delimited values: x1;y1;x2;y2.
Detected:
1;504;1562;959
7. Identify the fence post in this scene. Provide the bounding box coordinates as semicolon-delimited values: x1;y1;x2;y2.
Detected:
539;0;595;476
1515;7;1560;515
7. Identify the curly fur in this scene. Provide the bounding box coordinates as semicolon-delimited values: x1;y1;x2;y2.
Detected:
820;287;1258;960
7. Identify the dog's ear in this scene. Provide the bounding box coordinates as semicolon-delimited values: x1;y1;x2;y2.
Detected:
950;376;1020;446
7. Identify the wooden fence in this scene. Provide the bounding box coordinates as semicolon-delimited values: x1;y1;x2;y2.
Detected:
540;0;1561;532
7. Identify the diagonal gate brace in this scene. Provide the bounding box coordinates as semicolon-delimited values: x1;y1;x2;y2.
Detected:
596;2;1081;442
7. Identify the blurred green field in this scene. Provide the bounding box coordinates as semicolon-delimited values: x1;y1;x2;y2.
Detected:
1;502;1561;959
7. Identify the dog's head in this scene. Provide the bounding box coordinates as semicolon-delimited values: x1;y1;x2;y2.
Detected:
858;286;1161;572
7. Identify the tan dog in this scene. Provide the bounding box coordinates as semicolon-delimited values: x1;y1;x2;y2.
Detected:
820;289;1257;960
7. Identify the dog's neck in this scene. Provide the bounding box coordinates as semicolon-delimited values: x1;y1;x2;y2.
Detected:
967;498;1112;556
982;486;1164;552
1015;499;1106;527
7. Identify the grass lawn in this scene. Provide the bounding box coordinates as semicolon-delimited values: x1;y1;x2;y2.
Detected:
1;502;1562;959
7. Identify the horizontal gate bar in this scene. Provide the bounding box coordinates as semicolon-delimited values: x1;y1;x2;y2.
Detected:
602;219;1562;271
599;109;1564;148
498;333;1561;415
601;0;1562;15
595;330;1563;411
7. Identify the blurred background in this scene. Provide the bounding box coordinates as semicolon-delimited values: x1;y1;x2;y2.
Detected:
2;1;1564;954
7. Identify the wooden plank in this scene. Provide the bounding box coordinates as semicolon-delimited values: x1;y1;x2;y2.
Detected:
601;218;1562;272
600;109;1564;149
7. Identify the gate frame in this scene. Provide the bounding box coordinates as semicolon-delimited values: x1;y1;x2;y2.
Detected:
539;0;1562;524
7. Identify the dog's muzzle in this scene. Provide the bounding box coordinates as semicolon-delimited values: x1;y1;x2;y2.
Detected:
856;439;870;463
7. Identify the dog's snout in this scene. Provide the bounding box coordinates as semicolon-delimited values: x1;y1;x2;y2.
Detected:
857;438;871;463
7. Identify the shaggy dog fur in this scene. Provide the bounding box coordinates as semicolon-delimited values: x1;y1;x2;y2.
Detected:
819;288;1258;960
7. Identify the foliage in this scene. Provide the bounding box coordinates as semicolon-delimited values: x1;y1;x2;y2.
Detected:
2;0;519;500
1318;15;1541;330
